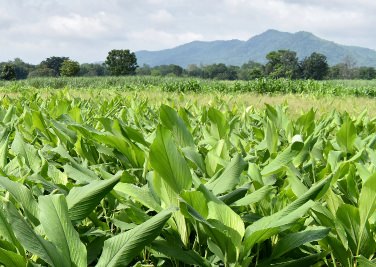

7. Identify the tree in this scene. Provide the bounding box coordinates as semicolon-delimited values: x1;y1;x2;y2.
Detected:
186;64;203;77
28;67;57;78
150;64;184;77
79;63;107;76
0;64;16;80
40;56;69;76
327;56;358;80
201;63;238;80
340;55;357;79
301;52;329;80
9;58;34;79
105;49;138;76
265;50;300;79
239;61;265;80
136;64;152;76
60;60;80;77
358;67;376;80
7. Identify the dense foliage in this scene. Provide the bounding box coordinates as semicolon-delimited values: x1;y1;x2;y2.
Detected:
105;49;138;76
40;56;70;76
1;50;375;81
0;91;375;266
0;64;16;81
1;76;376;97
60;60;80;77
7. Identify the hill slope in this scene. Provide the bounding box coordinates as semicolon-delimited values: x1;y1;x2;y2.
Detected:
136;30;376;67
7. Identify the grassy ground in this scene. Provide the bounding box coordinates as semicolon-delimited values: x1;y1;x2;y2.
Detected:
64;88;376;117
1;76;376;117
1;87;374;118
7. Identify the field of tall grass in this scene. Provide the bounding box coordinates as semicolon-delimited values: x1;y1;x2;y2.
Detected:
1;76;376;97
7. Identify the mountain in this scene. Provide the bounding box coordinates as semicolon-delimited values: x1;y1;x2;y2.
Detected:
135;30;376;67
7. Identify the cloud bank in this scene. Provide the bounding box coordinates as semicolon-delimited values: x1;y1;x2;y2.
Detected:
1;0;375;63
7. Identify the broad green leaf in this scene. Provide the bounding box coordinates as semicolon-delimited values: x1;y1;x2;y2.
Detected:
39;194;87;267
0;205;24;256
151;239;211;267
96;208;174;267
206;154;246;195
243;176;331;253
149;126;192;194
66;175;120;221
160;104;194;147
359;173;376;237
74;135;98;164
0;247;26;267
336;204;376;257
271;226;330;259
0;177;39;225
32;110;54;142
326;235;353;267
295;108;315;136
181;185;245;263
261;140;304;176
70;124;144;168
310;205;349;250
231;185;274;207
262;251;329;267
204;139;230;177
286;165;308;197
292;134;317;167
53;145;99;183
244;201;315;255
336;115;357;154
121;124;150;147
208;107;227;139
11;132;41;173
357;256;376;267
0;128;10;168
4;201;66;267
149;172;190;246
63;164;99;183
219;183;251;205
264;118;278;155
182;146;206;173
200;185;245;244
51;119;77;145
114;182;162;212
47;163;68;185
2;104;16;124
248;162;263;186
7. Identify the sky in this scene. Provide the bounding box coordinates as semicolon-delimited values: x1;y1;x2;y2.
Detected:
1;0;376;64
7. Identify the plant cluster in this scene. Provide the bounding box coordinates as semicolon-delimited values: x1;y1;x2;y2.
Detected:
0;93;374;266
1;49;376;81
2;76;376;97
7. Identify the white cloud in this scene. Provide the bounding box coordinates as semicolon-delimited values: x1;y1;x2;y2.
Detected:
149;9;174;24
128;29;203;50
47;13;111;38
0;0;375;63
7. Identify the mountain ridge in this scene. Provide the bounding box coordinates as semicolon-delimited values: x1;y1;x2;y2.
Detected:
135;29;376;67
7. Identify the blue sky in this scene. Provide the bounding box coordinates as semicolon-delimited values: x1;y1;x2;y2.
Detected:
1;0;375;63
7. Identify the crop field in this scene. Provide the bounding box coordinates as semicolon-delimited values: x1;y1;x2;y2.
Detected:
2;76;376;96
0;79;375;266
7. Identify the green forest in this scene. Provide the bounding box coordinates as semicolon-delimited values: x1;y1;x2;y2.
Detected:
1;49;375;81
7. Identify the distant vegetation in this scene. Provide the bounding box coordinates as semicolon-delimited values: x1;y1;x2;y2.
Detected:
2;76;376;98
1;49;375;82
136;29;376;67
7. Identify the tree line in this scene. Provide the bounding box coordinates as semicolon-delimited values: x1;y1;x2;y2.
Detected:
1;49;375;81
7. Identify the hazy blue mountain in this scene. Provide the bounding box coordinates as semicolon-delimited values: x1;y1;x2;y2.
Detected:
136;29;376;67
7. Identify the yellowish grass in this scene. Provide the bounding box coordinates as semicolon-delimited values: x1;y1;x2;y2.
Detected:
109;91;376;118
1;88;375;118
